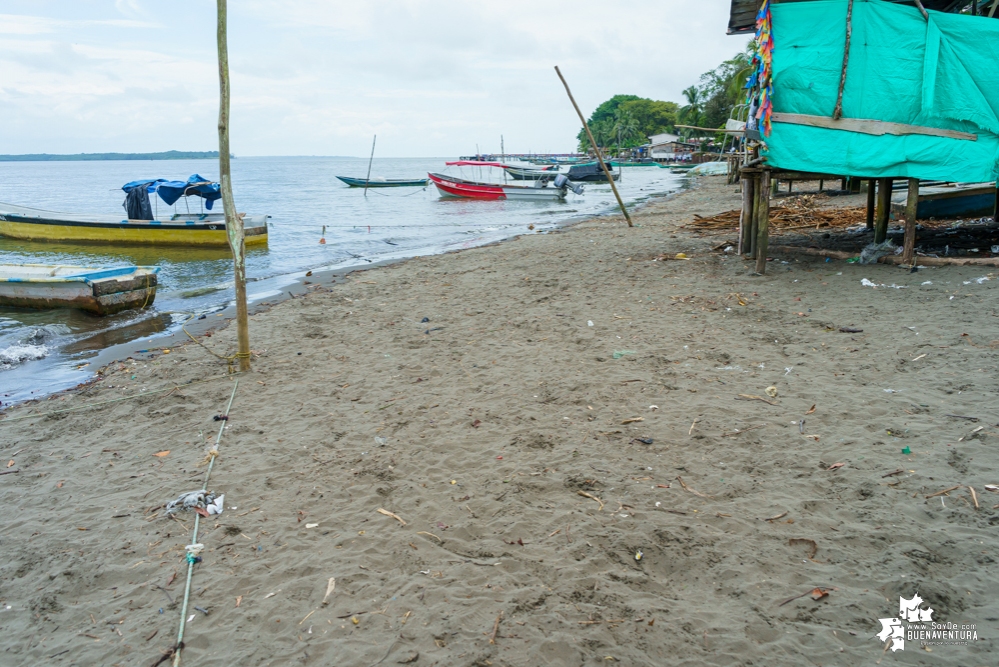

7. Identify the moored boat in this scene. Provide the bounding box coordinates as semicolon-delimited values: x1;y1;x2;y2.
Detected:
0;264;159;315
336;176;429;187
609;160;665;168
566;163;620;182
0;175;267;247
504;166;558;181
428;172;582;201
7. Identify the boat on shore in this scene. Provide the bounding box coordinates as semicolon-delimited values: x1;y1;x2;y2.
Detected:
0;264;159;315
890;182;997;219
0;175;267;247
335;176;429;187
609;159;665;168
428;172;582;201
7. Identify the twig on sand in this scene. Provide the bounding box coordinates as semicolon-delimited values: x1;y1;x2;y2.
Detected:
688;418;700;435
762;511;788;522
0;468;19;476
417;531;442;542
489;612;503;644
621;417;644;425
676;476;711;498
377;508;406;526
737;394;778;406
881;469;905;478
925;485;961;499
778;586;835;607
968;486;979;509
577;490;605;511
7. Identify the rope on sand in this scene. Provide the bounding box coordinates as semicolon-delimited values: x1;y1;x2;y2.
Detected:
171;380;239;667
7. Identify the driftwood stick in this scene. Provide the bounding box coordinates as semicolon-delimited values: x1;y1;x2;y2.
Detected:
832;0;854;120
925;485;961;499
488;611;503;644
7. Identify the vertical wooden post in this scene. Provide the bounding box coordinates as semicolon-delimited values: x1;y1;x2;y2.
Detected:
832;0;855;120
554;66;632;227
216;0;250;373
755;170;771;274
748;174;760;259
874;177;892;243
902;178;919;265
866;179;876;229
739;172;755;255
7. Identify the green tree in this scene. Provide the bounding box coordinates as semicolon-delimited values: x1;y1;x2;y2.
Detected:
679;86;704;138
576;94;642;151
611;108;641;152
617;99;679;141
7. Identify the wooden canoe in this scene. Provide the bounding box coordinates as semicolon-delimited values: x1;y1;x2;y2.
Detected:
336;176;429;187
0;264;159;315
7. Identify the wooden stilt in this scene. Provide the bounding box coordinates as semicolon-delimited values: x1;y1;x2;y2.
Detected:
748;174;760;259
866;179;876;229
755;170;771;274
739;173;755;255
874;177;892;243
788;180;793;194
771;176;779;196
902;178;919;265
818;178;824;192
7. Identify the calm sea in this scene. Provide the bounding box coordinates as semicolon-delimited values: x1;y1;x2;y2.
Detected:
0;156;683;403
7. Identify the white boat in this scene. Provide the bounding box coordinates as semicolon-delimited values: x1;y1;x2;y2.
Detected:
0;264;159;315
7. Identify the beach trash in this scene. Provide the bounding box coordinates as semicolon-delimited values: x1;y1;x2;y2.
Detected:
901;446;911;455
765;386;778;398
613;350;636;359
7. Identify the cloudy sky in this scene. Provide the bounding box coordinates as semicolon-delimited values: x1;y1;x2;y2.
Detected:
0;1;748;157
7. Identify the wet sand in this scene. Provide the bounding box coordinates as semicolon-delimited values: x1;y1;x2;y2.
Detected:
1;175;996;666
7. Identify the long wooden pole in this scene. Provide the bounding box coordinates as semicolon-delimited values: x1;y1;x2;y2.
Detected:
755;170;771;274
902;178;919;265
554;66;632;227
832;0;854;120
874;177;893;243
216;0;250;373
364;134;377;197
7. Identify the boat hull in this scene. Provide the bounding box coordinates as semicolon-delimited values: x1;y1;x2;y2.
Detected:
336;176;429;187
0;205;268;247
890;184;997;219
0;265;159;315
428;173;566;201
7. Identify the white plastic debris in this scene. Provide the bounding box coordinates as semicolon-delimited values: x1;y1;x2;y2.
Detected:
587;320;594;327
207;494;225;516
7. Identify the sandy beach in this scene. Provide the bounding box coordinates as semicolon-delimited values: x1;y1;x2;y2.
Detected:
1;175;996;666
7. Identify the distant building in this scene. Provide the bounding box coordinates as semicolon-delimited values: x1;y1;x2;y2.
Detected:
647;133;697;162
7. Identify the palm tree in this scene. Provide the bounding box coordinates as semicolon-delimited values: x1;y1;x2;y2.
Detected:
612;109;641;154
679;86;704;139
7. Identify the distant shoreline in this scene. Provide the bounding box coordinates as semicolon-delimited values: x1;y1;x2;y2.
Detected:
0;150;228;162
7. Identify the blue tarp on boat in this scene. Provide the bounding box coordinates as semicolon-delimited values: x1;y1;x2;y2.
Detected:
121;174;222;210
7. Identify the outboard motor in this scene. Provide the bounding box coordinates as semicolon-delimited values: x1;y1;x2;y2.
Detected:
554;173;584;196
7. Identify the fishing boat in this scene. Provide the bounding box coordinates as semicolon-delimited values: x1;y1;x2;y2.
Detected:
335;176;429;188
428;172;582;201
0;175;267;247
504;166;558;181
609;159;665;168
0;264;159;315
566;163;620;182
890;182;997;219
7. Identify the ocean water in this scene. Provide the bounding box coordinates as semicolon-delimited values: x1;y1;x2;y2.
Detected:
0;157;683;403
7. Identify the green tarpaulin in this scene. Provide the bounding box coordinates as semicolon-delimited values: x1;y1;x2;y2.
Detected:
767;0;999;183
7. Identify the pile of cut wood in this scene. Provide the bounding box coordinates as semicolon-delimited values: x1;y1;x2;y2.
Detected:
685;195;867;234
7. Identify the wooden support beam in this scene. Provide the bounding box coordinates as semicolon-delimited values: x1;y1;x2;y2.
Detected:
752;177;759;261
772;112;977;142
866;179;876;229
739;174;755;255
902;178;919;265
755;170;771;274
874;177;892;243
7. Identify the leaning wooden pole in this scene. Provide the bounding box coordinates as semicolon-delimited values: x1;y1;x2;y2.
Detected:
832;0;854;120
364;134;377;197
217;0;250;373
739;171;755;255
554;66;632;227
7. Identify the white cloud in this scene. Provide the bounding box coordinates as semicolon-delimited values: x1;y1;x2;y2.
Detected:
0;1;749;156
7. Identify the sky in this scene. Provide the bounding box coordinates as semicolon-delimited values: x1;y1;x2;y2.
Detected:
0;1;749;157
